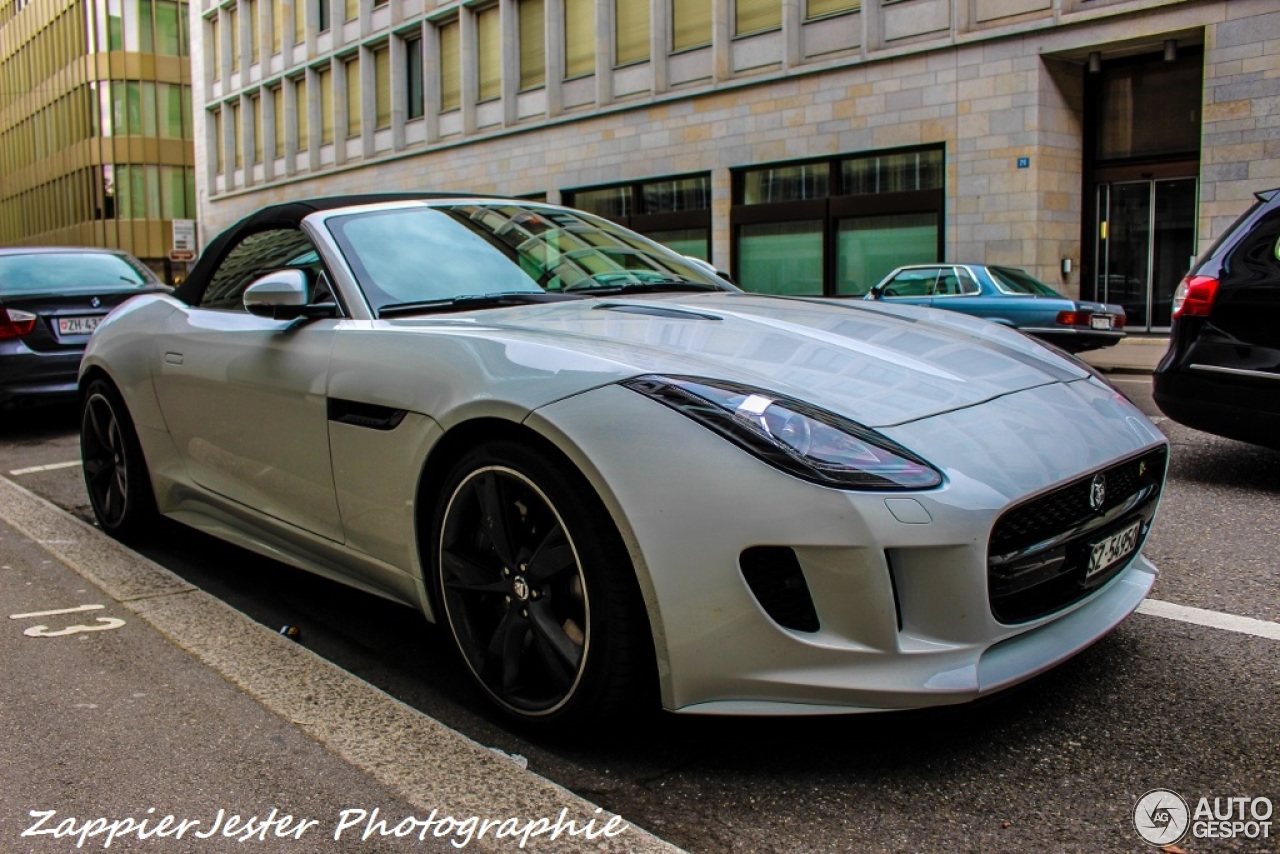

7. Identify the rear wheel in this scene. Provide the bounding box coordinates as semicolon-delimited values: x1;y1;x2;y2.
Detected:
431;440;651;730
80;378;156;540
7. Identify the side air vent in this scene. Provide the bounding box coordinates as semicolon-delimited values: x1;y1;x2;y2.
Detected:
739;546;820;633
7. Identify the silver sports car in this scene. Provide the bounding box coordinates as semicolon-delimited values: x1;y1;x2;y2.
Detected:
80;195;1168;730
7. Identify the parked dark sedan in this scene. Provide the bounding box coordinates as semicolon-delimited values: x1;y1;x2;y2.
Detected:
0;247;168;409
866;264;1127;352
1154;188;1280;448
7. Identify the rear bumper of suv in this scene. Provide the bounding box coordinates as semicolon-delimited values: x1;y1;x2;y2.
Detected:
1153;367;1280;448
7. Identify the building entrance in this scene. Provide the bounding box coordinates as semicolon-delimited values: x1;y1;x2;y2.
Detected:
1094;176;1197;330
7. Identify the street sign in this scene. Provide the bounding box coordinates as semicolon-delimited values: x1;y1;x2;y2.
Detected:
172;218;197;252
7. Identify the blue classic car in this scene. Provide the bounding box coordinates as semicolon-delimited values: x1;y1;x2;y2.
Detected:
866;264;1127;353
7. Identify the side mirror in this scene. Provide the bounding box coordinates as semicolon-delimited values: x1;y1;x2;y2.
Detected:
244;269;334;320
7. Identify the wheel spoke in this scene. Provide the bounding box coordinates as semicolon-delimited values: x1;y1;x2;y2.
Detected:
525;524;575;583
88;399;114;449
484;605;528;696
528;599;583;675
476;472;517;568
441;549;509;595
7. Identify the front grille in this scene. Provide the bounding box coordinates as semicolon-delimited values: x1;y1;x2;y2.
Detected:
988;446;1167;623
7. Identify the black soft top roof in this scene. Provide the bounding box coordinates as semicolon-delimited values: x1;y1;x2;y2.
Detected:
173;192;476;306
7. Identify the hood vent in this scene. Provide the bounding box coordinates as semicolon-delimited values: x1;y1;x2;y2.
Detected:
594;303;722;321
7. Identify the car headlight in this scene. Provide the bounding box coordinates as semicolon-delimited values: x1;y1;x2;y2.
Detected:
621;375;943;490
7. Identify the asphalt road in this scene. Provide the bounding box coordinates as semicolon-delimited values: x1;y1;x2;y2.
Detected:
1;378;1276;854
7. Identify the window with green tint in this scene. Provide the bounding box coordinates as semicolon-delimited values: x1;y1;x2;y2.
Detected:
615;0;649;66
439;21;460;111
835;213;939;296
807;0;858;19
741;163;829;204
405;36;424;118
672;0;710;51
159;83;185;137
842;149;943;195
374;46;391;128
477;6;500;102
735;0;780;36
572;186;632;218
518;0;545;89
646;228;709;261
564;0;593;78
643;175;711;213
738;221;823;295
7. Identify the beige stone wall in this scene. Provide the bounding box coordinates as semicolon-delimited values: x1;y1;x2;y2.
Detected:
1199;2;1280;253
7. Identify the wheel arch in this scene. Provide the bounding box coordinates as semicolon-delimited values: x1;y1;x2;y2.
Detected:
412;415;670;701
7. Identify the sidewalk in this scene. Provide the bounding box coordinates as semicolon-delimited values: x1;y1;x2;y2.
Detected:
0;475;679;854
1077;335;1168;375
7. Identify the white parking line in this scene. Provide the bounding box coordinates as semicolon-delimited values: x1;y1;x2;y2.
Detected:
8;460;81;477
1138;598;1280;641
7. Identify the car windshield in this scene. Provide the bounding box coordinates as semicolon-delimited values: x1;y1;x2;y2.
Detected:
325;203;733;314
0;252;159;297
988;266;1062;297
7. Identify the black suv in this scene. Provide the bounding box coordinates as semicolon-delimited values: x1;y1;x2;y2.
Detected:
1154;188;1280;448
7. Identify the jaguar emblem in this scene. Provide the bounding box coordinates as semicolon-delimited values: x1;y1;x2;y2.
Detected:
1089;474;1106;512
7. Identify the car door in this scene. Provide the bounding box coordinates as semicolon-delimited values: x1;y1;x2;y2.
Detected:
150;227;346;542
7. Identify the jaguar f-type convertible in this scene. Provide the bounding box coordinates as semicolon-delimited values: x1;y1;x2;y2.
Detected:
79;195;1168;730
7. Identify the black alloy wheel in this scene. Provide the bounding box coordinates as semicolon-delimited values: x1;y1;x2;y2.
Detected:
80;379;155;539
433;441;651;729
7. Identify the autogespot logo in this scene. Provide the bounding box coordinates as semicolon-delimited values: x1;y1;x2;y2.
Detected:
1134;789;1190;846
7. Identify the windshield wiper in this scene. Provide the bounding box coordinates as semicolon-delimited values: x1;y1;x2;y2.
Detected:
565;278;726;296
378;292;579;317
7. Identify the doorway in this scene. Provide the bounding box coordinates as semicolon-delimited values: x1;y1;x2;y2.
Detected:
1095;176;1197;330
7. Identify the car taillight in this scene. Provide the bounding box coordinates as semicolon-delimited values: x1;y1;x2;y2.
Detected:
1055;310;1090;326
1172;275;1219;318
1112;313;1126;329
0;308;37;340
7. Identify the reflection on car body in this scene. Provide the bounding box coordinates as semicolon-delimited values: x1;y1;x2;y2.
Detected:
79;195;1168;734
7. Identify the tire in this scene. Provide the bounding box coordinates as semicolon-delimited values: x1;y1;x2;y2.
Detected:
80;378;156;540
430;440;653;731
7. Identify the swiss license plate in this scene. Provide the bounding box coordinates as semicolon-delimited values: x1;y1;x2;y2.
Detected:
1090;315;1113;330
1087;520;1141;579
57;315;102;336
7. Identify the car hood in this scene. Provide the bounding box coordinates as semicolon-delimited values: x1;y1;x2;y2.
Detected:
387;292;1091;428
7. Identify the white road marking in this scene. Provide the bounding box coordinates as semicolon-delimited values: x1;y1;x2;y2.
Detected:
9;604;104;620
9;460;81;476
1138;598;1280;641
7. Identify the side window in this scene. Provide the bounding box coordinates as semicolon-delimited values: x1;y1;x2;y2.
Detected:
1228;209;1280;283
882;268;938;298
199;228;322;310
934;270;962;296
956;267;981;295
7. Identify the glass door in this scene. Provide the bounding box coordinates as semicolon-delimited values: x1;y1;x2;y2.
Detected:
1096;177;1197;331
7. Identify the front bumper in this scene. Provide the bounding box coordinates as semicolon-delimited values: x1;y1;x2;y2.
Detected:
530;377;1167;714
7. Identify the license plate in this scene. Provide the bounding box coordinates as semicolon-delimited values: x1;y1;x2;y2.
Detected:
1087;520;1141;578
57;315;102;336
1090;315;1113;330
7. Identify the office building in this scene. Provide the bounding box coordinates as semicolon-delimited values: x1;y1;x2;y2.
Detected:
0;0;198;282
